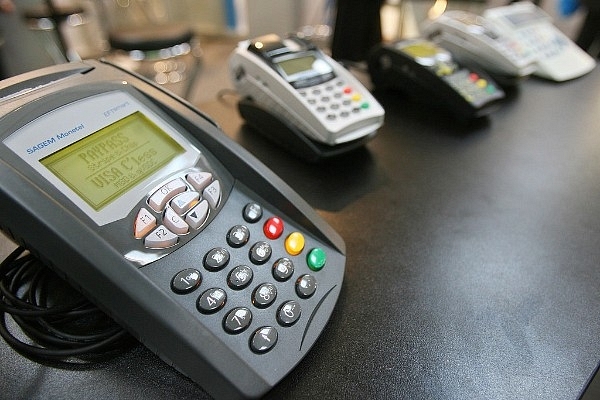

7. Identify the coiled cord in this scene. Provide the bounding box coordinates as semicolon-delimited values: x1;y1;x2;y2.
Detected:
0;246;134;364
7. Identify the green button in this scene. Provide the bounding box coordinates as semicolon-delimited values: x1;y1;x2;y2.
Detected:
307;248;326;271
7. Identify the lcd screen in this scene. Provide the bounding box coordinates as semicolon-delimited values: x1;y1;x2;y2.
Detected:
276;54;318;77
41;111;185;210
401;42;439;59
399;42;448;67
505;11;545;27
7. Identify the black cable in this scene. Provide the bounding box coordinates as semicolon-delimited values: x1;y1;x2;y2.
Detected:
0;246;135;364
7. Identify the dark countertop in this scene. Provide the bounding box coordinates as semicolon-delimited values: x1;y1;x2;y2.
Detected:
2;65;600;399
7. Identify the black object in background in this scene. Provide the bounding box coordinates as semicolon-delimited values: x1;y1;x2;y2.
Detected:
576;0;600;58
331;0;384;61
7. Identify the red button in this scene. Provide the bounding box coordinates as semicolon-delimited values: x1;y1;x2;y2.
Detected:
469;72;479;82
343;87;352;94
263;217;284;239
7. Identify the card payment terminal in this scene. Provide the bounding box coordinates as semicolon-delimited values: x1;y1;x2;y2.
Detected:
422;10;538;82
368;38;506;120
483;1;596;82
0;60;346;399
229;34;385;161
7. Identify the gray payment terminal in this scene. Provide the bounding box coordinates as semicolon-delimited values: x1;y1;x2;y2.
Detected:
0;60;345;399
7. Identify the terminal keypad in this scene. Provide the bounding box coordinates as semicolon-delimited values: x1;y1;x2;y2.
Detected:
167;200;328;355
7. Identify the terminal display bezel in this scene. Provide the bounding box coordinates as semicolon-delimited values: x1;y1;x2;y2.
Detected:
3;91;201;226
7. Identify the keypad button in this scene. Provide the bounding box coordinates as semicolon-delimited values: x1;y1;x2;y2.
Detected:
252;283;277;308
186;171;212;192
144;225;178;248
204;247;230;271
307;248;326;271
163;207;189;235
148;178;187;211
170;191;200;215
134;208;157;239
285;232;304;256
249;241;272;265
227;225;250;248
263;217;284;240
171;268;202;294
272;258;294;281
228;265;253;290
277;300;301;327
243;203;263;223
250;326;278;353
203;180;221;208
223;307;252;334
197;288;227;314
186;200;209;229
296;274;317;299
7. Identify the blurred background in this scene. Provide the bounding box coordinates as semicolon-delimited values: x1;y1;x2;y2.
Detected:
0;0;591;105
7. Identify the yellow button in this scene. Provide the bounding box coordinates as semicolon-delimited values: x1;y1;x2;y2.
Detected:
285;232;305;256
351;93;362;102
476;79;487;88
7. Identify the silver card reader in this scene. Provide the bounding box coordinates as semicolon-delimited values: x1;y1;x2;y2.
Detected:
230;34;385;161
